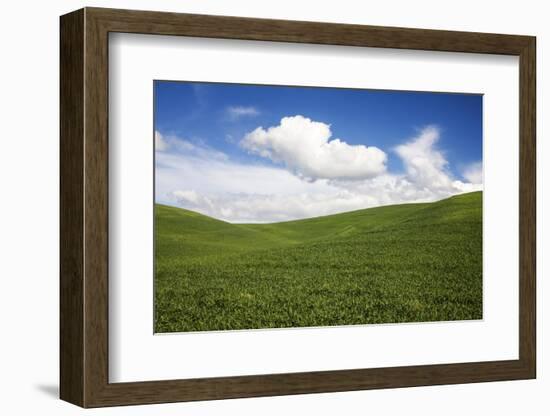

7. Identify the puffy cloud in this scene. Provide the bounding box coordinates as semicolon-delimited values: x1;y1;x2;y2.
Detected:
240;115;387;180
394;126;481;197
226;106;260;120
157;124;482;223
462;161;483;184
395;126;453;190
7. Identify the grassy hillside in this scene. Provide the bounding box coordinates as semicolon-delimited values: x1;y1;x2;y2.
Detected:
155;191;482;332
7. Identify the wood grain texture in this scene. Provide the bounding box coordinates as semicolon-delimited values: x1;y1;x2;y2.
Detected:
59;8;84;407
59;7;537;408
83;10;110;406
518;38;536;376
88;7;532;54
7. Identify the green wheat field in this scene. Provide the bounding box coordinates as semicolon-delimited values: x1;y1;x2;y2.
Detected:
154;191;482;333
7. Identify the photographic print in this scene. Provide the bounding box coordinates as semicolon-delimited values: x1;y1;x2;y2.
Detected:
154;81;483;333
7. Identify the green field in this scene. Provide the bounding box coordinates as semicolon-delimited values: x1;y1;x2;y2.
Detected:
155;191;482;333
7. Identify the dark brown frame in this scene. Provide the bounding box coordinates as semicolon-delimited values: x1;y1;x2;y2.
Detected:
60;7;536;408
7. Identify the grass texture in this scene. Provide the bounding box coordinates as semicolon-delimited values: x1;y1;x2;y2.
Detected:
155;191;482;332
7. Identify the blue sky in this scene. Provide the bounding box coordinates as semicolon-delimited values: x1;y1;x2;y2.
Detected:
154;80;483;223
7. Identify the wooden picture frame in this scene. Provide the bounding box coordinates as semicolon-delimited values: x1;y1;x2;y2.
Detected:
60;7;536;408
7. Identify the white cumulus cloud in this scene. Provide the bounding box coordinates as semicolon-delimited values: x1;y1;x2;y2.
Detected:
157;124;482;223
240;115;387;180
394;126;481;196
395;125;453;190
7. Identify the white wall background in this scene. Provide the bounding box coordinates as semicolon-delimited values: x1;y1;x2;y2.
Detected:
0;0;545;414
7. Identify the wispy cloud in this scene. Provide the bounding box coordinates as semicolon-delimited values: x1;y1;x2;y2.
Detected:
155;131;228;161
462;161;483;184
155;131;169;151
226;106;260;120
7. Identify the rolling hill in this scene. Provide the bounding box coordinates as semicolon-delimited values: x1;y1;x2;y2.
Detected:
155;191;482;332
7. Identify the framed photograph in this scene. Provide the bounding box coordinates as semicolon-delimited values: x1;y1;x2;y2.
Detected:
60;7;536;408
